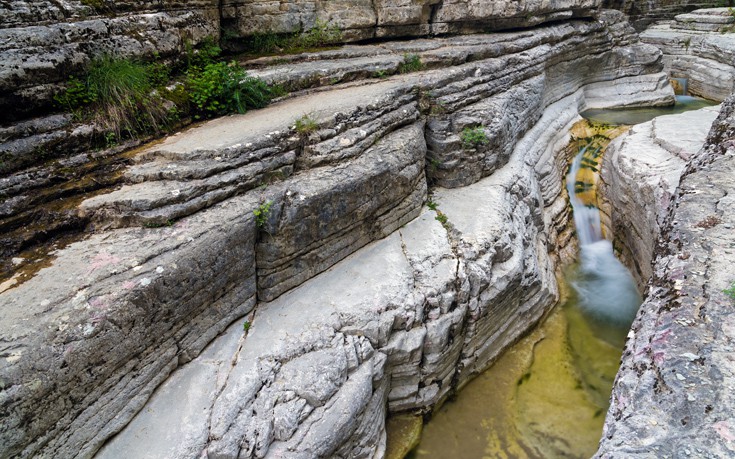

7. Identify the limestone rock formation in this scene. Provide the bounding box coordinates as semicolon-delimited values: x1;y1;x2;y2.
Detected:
599;104;721;286
596;95;735;458
602;0;723;30
641;9;735;101
0;7;678;459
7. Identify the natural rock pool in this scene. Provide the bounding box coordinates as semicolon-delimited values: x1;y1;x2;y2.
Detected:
405;277;631;458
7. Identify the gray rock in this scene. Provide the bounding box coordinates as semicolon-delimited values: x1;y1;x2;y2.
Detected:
599;104;721;286
597;94;735;458
641;15;735;101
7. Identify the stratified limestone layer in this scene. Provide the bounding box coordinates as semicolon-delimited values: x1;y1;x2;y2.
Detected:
0;12;674;459
601;0;721;31
641;10;735;102
596;96;735;458
0;196;259;458
599;104;721;287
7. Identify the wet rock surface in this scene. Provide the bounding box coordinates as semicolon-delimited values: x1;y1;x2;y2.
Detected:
597;96;735;457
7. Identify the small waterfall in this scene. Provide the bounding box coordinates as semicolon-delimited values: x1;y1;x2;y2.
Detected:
672;77;689;96
566;144;641;327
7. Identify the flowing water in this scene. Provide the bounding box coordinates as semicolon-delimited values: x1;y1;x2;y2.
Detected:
392;122;640;459
389;95;717;458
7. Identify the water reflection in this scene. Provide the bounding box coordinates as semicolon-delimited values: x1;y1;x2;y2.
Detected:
581;95;717;125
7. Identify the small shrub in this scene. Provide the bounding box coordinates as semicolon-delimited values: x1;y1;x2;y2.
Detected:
435;211;448;226
254;201;273;228
54;76;96;110
460;126;489;149
427;200;438;211
294;114;319;135
398;54;423;74
187;62;274;118
185;37;222;70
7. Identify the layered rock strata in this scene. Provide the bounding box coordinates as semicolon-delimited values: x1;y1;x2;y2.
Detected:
0;12;674;459
641;9;735;102
598;104;721;287
602;0;722;30
0;1;220;121
596;96;735;457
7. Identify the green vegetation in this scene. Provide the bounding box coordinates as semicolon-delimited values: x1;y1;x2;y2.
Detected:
55;55;171;137
294;114;319;135
254;201;273;228
427;200;438;211
398;53;423;74
725;282;735;300
435;211;448;226
373;70;389;79
187;62;275;117
243;20;343;55
54;36;281;141
243;321;251;332
460;126;489;149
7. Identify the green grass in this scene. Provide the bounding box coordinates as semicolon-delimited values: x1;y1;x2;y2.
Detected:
398;53;423;74
294;114;319;135
243;20;343;55
725;282;735;301
460;126;489;149
59;55;171;137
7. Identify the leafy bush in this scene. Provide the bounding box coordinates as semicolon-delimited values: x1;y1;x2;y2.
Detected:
185;37;222;70
398;54;423;74
187;62;274;118
254;201;273;228
460;126;489;149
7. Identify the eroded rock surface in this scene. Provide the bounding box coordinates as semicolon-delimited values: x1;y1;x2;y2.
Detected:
0;11;676;459
597;96;735;457
599;104;721;287
602;0;721;30
641;9;735;101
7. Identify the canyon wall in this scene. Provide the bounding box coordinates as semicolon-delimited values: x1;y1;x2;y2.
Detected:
1;0;602;122
641;9;735;102
602;0;723;30
596;96;734;458
0;10;675;459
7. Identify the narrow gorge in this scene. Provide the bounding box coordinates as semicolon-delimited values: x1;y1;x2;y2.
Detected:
1;1;734;458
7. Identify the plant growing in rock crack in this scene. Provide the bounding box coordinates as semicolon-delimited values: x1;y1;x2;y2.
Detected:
294;114;319;135
724;282;735;301
243;321;251;332
398;53;423;74
460;126;489;149
253;201;273;228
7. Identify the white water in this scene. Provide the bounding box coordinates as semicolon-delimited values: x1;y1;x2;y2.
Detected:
566;147;641;326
